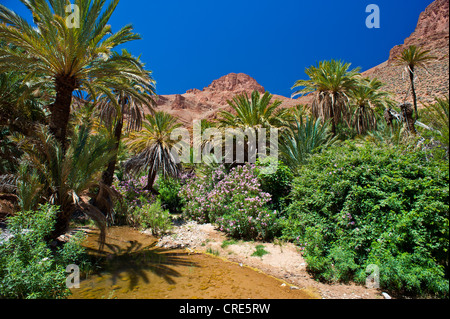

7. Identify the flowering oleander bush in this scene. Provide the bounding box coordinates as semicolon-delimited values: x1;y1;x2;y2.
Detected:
208;165;271;220
178;165;227;223
113;175;156;208
216;208;279;241
112;175;157;224
179;164;280;240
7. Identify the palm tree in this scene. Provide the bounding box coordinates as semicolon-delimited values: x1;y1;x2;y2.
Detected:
93;51;156;186
394;45;436;122
348;77;393;135
15;123;117;247
0;0;143;150
219;91;289;128
279;114;335;173
420;96;449;149
218;90;290;163
124;112;183;193
292;60;360;136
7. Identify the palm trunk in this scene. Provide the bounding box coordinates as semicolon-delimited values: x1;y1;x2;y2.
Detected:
145;168;158;195
409;66;419;122
330;92;337;136
102;117;123;186
48;76;76;241
49;76;76;152
52;214;71;241
400;102;416;134
51;204;74;241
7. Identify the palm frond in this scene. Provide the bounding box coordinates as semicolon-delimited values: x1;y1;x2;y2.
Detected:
279;114;335;173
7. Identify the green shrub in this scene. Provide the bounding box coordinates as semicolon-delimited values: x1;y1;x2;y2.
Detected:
157;176;182;214
255;159;294;211
283;141;449;297
0;204;87;299
129;199;173;236
215;207;279;241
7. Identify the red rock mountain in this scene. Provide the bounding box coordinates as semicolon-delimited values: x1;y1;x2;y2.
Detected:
155;0;448;126
154;73;299;126
363;0;449;104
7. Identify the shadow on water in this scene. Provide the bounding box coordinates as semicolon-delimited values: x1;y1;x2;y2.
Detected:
83;228;198;291
72;226;318;299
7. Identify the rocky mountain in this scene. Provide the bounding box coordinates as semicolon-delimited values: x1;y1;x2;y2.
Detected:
154;0;448;126
153;73;300;126
363;0;449;105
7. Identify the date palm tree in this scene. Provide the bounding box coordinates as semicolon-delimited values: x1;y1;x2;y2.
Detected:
92;50;156;186
0;71;46;136
292;60;360;136
15;123;116;247
348;77;393;135
219;90;289;129
218;90;290;163
0;0;143;150
124;112;183;193
394;45;436;122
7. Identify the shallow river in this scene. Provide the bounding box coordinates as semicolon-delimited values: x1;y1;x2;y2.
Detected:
69;226;317;299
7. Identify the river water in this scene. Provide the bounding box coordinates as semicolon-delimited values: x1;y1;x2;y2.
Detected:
69;226;317;299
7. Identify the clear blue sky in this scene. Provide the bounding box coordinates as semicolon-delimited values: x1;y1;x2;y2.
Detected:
1;0;435;97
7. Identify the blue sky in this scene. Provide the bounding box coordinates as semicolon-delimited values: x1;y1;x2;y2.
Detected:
1;0;435;97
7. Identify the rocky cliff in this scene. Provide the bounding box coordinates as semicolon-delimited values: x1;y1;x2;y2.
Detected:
363;0;449;105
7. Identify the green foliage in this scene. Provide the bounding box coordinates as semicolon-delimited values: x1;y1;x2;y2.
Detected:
157;176;182;214
15;123;116;246
279;114;335;172
0;204;87;299
283;142;449;297
255;159;294;211
129;199;173;236
0;72;46;137
419;96;449;150
251;245;269;258
221;239;238;249
0;127;22;175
